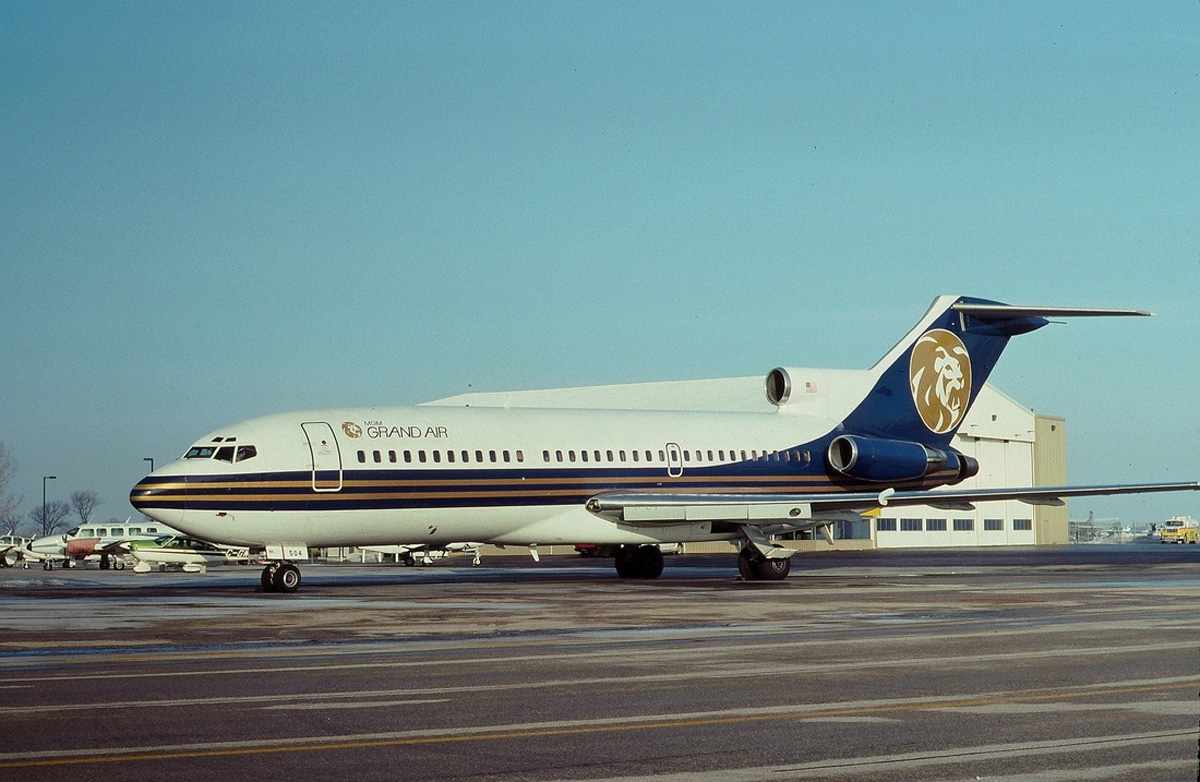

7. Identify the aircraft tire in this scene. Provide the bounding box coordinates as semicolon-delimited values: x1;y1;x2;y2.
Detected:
737;549;756;580
260;565;277;592
273;563;301;593
752;557;791;581
614;546;637;578
634;545;664;579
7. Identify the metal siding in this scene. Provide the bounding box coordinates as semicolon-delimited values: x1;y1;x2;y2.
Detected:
1034;415;1069;544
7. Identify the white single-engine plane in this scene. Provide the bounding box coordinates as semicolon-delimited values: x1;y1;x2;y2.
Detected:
130;295;1199;592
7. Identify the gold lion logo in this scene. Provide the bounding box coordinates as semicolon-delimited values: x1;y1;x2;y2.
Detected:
341;421;362;439
909;329;972;434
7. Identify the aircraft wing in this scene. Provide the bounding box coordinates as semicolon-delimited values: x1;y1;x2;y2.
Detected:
585;481;1200;525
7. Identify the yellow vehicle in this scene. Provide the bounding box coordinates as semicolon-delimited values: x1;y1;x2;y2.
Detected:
1159;516;1199;544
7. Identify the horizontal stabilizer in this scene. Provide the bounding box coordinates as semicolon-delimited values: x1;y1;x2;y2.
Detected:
951;304;1153;318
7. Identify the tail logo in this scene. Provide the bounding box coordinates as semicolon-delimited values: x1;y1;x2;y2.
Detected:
909;329;972;434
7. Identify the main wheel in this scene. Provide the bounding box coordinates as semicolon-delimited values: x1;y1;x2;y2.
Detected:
272;563;302;593
614;546;637;578
260;564;277;592
752;557;791;581
633;545;664;579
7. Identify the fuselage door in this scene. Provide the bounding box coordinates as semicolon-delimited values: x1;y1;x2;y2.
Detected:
666;442;683;478
301;422;343;492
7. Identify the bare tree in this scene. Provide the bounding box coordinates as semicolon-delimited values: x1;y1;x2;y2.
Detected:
29;501;71;537
70;490;100;525
0;508;22;537
0;443;21;523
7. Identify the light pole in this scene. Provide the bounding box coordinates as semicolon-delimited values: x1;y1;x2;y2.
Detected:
42;475;56;535
143;457;154;474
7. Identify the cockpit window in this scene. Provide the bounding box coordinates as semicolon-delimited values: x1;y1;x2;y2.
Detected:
235;445;257;462
185;447;216;459
214;446;235;463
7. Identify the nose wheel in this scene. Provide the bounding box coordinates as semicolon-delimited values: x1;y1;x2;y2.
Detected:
737;548;792;581
261;562;302;593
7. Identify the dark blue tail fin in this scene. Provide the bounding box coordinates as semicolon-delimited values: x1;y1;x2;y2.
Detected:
839;295;1149;447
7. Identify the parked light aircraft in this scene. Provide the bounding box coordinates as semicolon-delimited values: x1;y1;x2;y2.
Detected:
123;535;230;573
130;295;1200;592
361;542;483;566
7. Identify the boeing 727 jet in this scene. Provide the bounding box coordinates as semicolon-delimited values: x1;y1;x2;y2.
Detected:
129;295;1199;592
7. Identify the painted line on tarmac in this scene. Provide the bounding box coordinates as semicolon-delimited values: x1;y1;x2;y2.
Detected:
0;684;1194;769
259;698;449;711
581;734;1199;781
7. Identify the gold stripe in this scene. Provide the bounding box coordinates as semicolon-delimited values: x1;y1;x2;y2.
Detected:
138;474;832;491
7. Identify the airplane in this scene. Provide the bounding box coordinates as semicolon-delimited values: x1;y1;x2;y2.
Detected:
360;542;484;567
129;295;1200;593
0;534;30;568
122;535;231;573
15;530;103;570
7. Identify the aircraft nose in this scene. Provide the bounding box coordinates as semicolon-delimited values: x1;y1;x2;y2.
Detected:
129;477;185;529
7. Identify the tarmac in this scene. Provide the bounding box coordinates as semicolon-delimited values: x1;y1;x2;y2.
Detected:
0;545;1197;781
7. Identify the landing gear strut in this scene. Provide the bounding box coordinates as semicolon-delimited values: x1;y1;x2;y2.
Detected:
614;545;664;579
737;548;791;581
261;562;302;593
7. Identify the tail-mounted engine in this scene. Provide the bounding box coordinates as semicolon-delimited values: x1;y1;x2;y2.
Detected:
826;434;978;484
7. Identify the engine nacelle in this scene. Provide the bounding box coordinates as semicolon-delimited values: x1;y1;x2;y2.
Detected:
827;435;978;483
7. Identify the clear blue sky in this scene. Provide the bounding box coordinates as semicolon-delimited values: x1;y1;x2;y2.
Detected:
2;2;1198;527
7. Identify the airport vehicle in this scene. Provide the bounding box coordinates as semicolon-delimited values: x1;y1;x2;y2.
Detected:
1159;515;1199;544
130;295;1200;592
361;542;483;566
123;535;230;573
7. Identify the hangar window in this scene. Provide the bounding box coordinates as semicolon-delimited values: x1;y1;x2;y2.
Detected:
489;450;497;463
900;518;922;532
516;450;524;463
475;450;483;462
418;451;427;463
403;450;412;463
581;450;589;462
876;518;897;531
926;518;947;531
1013;519;1032;531
502;450;511;463
446;450;455;463
185;447;216;459
556;450;563;462
606;450;614;462
373;450;382;463
356;450;365;463
214;446;235;463
543;450;550;463
235;445;257;462
953;518;974;531
984;518;1003;531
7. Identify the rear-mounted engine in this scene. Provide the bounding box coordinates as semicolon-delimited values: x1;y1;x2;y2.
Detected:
826;434;978;483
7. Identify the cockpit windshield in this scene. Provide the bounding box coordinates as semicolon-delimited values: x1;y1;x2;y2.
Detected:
184;445;258;462
185;447;215;459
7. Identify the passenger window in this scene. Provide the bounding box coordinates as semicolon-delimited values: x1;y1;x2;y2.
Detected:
503;450;511;462
718;450;725;461
516;450;524;463
461;450;469;463
632;450;639;462
489;450;497;463
619;450;626;461
581;450;589;462
447;450;455;463
235;445;258;462
419;451;427;463
214;446;235;463
656;450;663;462
373;450;381;463
543;450;551;462
569;450;576;462
433;451;441;463
707;450;714;461
389;451;397;463
404;450;412;463
556;450;563;462
475;450;483;462
606;450;613;462
682;450;690;462
593;450;601;462
357;450;366;463
751;450;758;459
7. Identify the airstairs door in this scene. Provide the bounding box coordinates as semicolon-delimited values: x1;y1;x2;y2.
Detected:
665;442;683;478
302;422;343;492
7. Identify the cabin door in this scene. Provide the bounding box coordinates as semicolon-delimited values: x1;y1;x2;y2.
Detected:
665;442;683;478
301;422;343;492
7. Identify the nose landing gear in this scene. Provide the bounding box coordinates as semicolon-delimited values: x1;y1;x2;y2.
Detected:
261;562;302;593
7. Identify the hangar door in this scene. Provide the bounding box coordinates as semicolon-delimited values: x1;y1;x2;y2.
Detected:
302;422;343;492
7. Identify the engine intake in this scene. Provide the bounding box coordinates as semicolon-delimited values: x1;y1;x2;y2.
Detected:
827;435;978;483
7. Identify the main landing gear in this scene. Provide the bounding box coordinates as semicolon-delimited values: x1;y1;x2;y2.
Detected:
614;545;664;579
260;562;302;593
737;547;791;581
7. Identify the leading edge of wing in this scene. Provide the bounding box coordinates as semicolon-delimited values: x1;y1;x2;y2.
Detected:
585;481;1200;520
